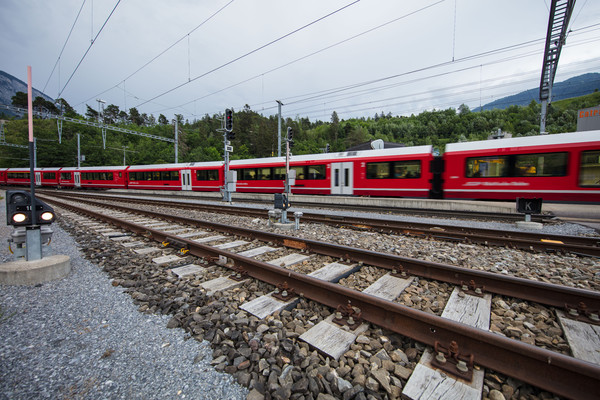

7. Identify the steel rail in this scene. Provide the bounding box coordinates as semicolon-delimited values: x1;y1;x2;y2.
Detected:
42;191;600;257
41;194;600;309
43;195;600;400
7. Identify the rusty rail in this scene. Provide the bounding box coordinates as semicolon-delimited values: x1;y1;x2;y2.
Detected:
44;194;600;400
41;190;600;257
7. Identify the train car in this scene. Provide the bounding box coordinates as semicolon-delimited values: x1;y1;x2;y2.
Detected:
189;162;224;192
442;130;600;202
127;162;223;191
230;146;434;197
58;167;77;188
63;166;128;189
6;168;31;186
35;168;61;187
0;168;8;185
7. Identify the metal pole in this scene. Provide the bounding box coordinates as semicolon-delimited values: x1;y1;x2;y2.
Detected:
33;137;37;169
277;100;282;157
27;66;42;261
77;133;81;168
174;118;179;163
27;66;37;225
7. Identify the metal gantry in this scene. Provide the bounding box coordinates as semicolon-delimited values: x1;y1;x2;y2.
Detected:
0;103;176;151
539;0;576;134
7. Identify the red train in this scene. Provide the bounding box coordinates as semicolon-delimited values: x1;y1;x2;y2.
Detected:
3;130;599;202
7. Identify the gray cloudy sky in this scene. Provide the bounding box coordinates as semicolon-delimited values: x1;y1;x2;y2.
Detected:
1;0;599;122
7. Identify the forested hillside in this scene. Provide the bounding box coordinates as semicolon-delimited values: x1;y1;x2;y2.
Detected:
1;90;599;169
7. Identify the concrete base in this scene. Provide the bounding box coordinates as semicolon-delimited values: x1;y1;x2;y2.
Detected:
272;222;295;230
0;255;71;285
515;221;544;230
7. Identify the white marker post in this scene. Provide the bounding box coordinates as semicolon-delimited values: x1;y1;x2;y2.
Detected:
26;66;42;260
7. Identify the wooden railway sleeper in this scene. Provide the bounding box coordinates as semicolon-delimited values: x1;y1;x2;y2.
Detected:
431;340;475;382
564;302;600;325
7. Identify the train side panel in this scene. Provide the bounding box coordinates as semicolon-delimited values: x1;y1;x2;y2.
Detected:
0;168;8;185
58;167;77;188
37;168;61;187
189;162;225;192
352;148;434;198
127;164;184;190
78;166;128;189
442;131;600;202
6;168;31;186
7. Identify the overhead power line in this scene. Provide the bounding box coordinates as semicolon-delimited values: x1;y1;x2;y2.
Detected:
78;0;236;109
43;0;87;95
166;0;446;113
58;0;122;98
135;0;361;108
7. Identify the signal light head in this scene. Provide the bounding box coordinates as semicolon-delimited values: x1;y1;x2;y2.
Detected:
12;213;28;224
40;211;55;222
225;108;233;131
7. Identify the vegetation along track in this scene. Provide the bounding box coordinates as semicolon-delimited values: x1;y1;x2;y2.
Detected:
39;192;600;399
41;190;600;258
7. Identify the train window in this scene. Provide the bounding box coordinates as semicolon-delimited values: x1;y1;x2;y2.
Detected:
367;161;421;179
514;152;567;177
273;167;286;180
43;172;56;180
61;172;72;180
162;171;179;181
240;168;258;180
367;162;390;179
291;166;305;180
8;172;30;179
258;168;272;180
196;169;219;181
82;172;113;180
392;161;421;178
580;151;600;187
306;165;326;179
466;156;509;178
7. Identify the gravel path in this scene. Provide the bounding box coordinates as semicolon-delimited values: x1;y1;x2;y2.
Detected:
0;196;248;400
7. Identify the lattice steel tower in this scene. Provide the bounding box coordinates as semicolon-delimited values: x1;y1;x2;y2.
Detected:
539;0;576;134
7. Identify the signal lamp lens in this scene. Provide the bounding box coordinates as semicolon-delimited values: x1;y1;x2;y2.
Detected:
40;212;54;221
12;213;27;223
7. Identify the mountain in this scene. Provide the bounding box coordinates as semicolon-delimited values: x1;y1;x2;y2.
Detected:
0;70;54;116
480;73;600;111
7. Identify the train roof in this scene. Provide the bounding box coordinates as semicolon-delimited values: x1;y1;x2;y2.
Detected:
6;167;62;171
59;165;128;171
127;161;222;170
445;130;600;153
230;145;433;166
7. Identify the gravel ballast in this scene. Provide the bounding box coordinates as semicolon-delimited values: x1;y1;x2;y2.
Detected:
0;201;248;399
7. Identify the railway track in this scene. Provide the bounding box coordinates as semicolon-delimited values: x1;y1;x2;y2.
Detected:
34;188;551;222
38;193;600;399
41;190;600;258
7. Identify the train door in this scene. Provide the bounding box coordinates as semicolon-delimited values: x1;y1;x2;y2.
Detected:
181;169;192;191
74;172;81;188
331;162;353;195
35;172;42;186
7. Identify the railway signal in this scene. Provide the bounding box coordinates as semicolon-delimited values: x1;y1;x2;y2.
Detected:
287;126;294;148
227;131;235;140
6;190;55;227
225;108;233;132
